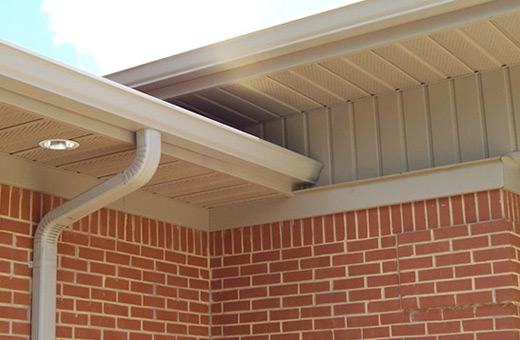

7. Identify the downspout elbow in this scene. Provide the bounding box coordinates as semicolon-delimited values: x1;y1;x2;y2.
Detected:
32;129;161;340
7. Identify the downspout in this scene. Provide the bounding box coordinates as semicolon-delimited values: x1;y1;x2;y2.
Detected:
31;129;161;340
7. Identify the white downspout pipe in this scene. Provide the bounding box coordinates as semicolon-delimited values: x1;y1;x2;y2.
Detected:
31;129;161;340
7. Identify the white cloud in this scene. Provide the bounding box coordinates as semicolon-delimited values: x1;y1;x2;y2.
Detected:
41;0;358;75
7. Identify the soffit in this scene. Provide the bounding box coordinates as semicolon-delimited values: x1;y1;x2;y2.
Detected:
109;3;520;130
0;102;282;208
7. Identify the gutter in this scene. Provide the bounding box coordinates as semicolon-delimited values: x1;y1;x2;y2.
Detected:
31;129;161;340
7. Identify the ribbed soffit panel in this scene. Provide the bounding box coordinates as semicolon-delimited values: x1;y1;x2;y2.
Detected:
0;103;283;207
167;10;520;130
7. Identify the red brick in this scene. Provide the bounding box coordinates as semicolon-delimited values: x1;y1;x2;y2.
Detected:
76;273;103;287
475;274;518;289
399;256;433;271
451;195;464;225
391;323;425;336
315;267;345;279
463;318;493;331
332;253;363;266
347;238;378;252
411;309;443;322
240;287;267;299
443;307;474;320
283;269;313;282
334;328;362;340
252;273;280;286
224;254;250;266
252;298;279;310
452;235;489;250
333;277;364;290
282;247;311;260
348;263;380;276
436;278;472;293
402;203;413;232
476;330;519;340
301;306;331;318
456;291;493;305
415;240;450;255
427;321;461;334
104;303;128;316
269;284;297;296
349;288;381;301
464;193;477;223
75;327;101;339
283;294;313;307
380;311;410;324
490;189;502;219
347;315;378;327
436;252;470;267
251;322;280;335
476;303;517;317
283;320;312;332
367;299;400;313
315;292;347;305
0;219;30;235
334;302;365;315
301;256;330;269
315;317;345;329
270;308;299;321
300;281;330;294
76;300;102;313
252;250;279;263
419;294;455;309
91;315;115;328
314;242;344;255
117;317;141;331
474;247;514;263
433;224;468;240
455;263;491;278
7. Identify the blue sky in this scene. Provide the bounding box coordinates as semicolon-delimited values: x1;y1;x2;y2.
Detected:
0;0;359;75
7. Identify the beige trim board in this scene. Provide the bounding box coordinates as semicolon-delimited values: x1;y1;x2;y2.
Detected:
3;151;519;232
0;153;209;230
209;157;513;230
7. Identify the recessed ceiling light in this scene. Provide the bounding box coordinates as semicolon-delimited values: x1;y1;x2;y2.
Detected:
39;139;80;151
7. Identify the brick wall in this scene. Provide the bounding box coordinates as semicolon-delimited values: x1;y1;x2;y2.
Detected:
210;189;520;340
1;182;520;340
0;183;210;340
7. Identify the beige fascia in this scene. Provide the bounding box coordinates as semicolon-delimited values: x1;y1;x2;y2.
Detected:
3;151;519;231
209;157;520;230
104;0;520;99
0;40;322;196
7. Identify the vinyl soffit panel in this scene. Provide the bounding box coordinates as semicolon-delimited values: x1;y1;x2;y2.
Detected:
142;8;520;130
0;102;287;208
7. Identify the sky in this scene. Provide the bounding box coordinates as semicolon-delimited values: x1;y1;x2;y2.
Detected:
0;0;361;76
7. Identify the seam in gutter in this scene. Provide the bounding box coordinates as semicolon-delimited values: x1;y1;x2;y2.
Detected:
31;129;161;340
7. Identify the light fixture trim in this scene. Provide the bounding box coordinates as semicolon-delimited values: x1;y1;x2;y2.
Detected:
39;139;80;151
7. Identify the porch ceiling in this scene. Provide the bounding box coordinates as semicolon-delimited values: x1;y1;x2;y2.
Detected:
106;0;520;129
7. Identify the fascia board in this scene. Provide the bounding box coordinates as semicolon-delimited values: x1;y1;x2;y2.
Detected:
209;158;506;230
0;41;322;194
105;0;499;93
145;0;520;100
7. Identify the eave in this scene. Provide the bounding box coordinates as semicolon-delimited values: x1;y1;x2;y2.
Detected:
106;0;519;100
0;40;322;199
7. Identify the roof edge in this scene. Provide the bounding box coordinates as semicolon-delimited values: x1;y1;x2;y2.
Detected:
105;0;496;91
